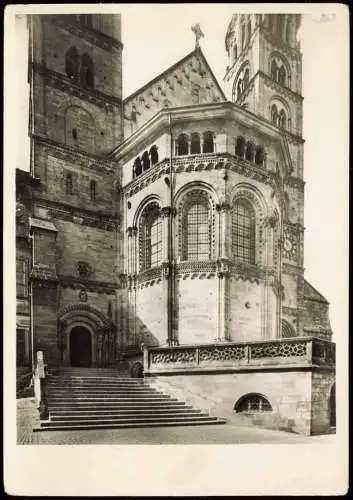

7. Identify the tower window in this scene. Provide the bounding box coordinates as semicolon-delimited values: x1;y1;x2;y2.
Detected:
81;53;94;89
190;133;201;155
182;191;211;261
142;151;150;171
279;109;287;129
271;59;278;81
232;198;255;264
90;180;97;201
235;136;245;158
150;145;159;166
245;141;255;162
237;79;243;100
243;68;250;87
139;202;162;271
255;146;265;166
176;134;189;156
66;173;73;195
72;128;78;140
65;46;79;80
203;131;214;154
271;104;279;126
278;66;286;85
133;157;143;179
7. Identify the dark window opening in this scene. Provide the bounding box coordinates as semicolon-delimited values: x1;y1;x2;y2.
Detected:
255;146;265;166
133;157;143;179
234;394;272;413
139;203;162;271
245;141;255;162
142;151;150;171
271;104;278;126
203;131;214;154
182;192;211;261
232;199;255;264
66;173;73;195
190;133;201;155
150;145;159;165
177;134;189;156
235;136;245;158
72;128;78;140
65;46;79;80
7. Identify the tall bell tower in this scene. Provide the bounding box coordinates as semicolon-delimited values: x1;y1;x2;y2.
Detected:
224;14;302;137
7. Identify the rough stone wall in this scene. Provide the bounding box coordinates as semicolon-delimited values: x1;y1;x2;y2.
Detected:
149;369;313;435
311;370;335;434
124;50;225;137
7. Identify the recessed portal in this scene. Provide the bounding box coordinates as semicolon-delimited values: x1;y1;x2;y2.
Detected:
70;326;92;367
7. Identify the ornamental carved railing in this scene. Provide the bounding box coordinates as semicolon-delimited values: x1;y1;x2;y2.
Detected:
144;337;336;373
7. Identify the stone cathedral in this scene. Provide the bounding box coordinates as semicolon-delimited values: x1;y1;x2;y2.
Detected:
16;13;336;435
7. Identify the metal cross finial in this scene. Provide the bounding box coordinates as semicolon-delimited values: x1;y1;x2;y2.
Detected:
191;23;204;47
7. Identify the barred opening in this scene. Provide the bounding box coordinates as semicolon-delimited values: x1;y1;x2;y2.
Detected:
234;393;272;413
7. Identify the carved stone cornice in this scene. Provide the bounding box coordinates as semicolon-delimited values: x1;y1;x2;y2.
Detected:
58;275;119;293
32;62;122;112
31;134;115;173
125;153;276;199
48;15;123;52
176;260;218;280
230;261;274;284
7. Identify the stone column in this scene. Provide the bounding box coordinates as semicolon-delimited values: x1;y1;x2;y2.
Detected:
126;227;133;344
161;207;172;345
132;226;138;345
216;202;231;342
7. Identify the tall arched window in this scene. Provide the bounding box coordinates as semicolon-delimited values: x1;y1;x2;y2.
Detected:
142;151;150;171
271;104;278;126
243;68;250;87
90;180;97;201
279;109;287;129
235;136;246;158
66;173;73;195
182;191;211;261
237;79;243;100
270;59;278;81
176;134;189;156
245;141;255;162
233;44;237;61
190;133;201;154
139;203;162;271
150;145;159;165
278;65;286;85
281;319;295;338
255;145;265;166
133;157;143;178
232;199;255;263
81;53;94;88
65;47;79;80
203;132;214;154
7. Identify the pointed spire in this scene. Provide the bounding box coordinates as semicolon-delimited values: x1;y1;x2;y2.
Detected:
191;23;204;48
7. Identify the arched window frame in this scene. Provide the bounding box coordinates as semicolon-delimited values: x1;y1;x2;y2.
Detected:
65;46;79;80
133;157;143;178
190;133;201;155
176;134;189;156
278;65;286;86
138;202;163;271
255;145;265;167
202;131;214;154
178;189;215;262
235;136;246;158
234;393;272;413
141;151;150;171
245;141;255;162
81;53;94;89
231;198;256;264
149;145;159;166
279;109;287;129
271;103;279;126
90;180;97;201
281;319;296;338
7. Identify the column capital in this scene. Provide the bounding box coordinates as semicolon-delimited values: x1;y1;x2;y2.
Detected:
126;226;133;237
161;206;177;218
216;202;231;212
131;226;138;236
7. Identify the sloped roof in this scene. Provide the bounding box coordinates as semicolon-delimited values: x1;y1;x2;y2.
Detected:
124;46;226;104
303;280;329;304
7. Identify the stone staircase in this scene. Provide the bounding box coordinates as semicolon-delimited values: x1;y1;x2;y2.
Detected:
36;368;226;431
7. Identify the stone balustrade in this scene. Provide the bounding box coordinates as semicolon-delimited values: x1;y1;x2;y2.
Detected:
144;337;335;375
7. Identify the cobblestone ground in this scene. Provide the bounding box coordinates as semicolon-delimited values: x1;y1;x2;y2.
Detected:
17;398;336;445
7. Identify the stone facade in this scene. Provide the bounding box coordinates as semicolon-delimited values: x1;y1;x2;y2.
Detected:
16;13;335;435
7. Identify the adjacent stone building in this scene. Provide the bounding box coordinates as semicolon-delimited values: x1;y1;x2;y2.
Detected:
16;13;336;434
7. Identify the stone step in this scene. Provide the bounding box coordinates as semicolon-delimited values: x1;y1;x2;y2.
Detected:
49;377;143;382
49;408;200;416
35;418;227;431
50;411;205;421
47;386;159;393
48;396;179;403
48;401;190;409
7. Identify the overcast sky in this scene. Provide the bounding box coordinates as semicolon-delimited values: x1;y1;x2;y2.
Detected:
11;5;348;339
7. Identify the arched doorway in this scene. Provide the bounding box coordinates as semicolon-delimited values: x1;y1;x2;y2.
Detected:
329;383;336;427
70;326;92;367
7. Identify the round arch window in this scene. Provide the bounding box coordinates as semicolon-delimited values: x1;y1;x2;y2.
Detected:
234;393;272;413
